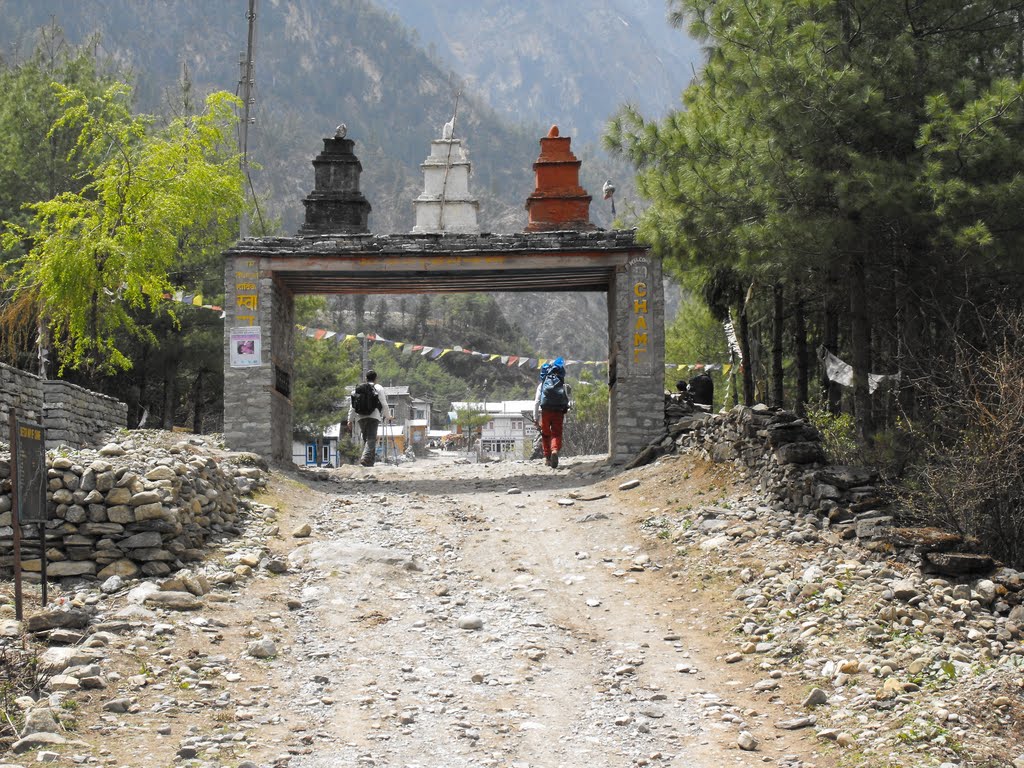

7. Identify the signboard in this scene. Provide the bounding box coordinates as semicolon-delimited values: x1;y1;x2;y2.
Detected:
230;326;262;367
15;421;46;523
626;256;653;376
9;414;49;618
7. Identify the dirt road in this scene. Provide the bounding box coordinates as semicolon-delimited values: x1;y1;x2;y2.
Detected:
242;451;830;768
18;440;1022;767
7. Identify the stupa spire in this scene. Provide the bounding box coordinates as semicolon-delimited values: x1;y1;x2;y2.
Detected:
524;125;594;232
411;115;480;234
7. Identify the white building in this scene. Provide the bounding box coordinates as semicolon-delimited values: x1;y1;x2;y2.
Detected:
292;385;432;466
449;399;538;458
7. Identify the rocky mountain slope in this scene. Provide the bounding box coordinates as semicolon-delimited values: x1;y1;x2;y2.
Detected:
1;0;674;359
375;0;701;143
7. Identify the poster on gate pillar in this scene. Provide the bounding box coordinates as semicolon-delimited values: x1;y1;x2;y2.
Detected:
230;326;262;367
627;256;653;376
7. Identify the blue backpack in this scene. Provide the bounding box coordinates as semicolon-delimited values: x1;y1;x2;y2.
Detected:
539;369;569;412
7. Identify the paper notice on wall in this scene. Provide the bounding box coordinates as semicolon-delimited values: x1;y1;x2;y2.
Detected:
230;326;262;368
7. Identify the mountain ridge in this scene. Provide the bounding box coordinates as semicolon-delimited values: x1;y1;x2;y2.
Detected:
0;0;691;362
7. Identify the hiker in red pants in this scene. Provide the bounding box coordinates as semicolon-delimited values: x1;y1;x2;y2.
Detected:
533;357;572;468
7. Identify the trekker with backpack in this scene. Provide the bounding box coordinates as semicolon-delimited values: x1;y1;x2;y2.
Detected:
534;357;571;468
347;370;392;467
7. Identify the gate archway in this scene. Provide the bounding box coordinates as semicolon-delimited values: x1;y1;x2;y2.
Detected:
222;127;664;464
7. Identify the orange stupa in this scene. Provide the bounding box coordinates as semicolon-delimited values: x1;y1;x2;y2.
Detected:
525;125;595;232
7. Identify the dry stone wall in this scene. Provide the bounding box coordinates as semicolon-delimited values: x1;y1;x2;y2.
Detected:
0;434;267;583
670;404;889;537
663;403;1014;581
0;362;127;449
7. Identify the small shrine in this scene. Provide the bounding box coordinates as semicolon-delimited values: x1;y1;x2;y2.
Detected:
298;128;372;235
525;125;595;232
411;120;480;234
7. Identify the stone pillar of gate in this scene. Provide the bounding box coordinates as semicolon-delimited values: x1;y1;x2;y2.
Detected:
608;251;664;463
223;253;294;462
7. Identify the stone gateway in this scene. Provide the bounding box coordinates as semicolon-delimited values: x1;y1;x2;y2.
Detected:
223;127;665;464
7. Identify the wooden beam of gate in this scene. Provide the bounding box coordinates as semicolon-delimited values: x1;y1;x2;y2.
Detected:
227;231;645;295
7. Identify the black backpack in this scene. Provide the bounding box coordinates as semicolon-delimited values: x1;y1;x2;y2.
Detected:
351;382;381;416
539;370;570;412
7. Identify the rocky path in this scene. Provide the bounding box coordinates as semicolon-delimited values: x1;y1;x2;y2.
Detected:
243;453;827;768
10;443;1021;768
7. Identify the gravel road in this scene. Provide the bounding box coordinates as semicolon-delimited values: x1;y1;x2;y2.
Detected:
268;452;818;768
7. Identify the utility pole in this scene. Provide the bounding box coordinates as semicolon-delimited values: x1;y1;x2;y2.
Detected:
238;0;257;239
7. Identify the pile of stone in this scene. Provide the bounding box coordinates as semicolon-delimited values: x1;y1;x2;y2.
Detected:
664;483;1024;764
652;402;1021;587
665;404;884;521
0;433;268;583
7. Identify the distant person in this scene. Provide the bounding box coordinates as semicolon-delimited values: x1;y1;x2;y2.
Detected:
688;371;714;408
534;358;571;468
347;370;392;467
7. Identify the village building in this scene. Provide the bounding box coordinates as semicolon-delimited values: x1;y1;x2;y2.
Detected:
291;385;433;466
449;399;538;458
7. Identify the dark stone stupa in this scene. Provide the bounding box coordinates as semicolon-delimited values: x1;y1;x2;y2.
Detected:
299;135;371;235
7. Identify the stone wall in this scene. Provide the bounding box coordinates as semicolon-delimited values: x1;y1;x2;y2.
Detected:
0;436;267;582
42;380;128;449
668;406;1017;578
665;404;889;536
608;253;665;463
0;363;126;449
0;362;44;426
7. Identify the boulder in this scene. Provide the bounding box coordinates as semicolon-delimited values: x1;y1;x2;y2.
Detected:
774;441;826;465
143;591;202;610
765;420;820;447
924;552;995;576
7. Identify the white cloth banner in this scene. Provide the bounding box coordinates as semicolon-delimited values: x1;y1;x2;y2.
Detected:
821;348;900;394
724;317;743;361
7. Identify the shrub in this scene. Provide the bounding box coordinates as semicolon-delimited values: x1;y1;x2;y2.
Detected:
898;311;1024;567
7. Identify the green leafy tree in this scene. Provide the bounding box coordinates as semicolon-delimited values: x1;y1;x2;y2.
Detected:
1;82;245;373
453;407;491;452
608;0;1024;441
0;23;121;368
565;369;609;455
666;291;728;369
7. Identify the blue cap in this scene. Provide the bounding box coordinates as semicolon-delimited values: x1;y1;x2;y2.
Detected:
552;356;565;369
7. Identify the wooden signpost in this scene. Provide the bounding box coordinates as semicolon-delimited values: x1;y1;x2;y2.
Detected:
8;411;48;619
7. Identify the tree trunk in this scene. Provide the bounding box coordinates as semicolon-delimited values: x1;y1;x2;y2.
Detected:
794;293;809;417
850;251;873;442
162;357;179;430
771;282;784;408
37;318;49;379
135;345;149;428
192;369;204;434
822;293;842;414
739;306;754;406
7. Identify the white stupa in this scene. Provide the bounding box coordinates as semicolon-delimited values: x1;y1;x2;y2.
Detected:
412;120;480;234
